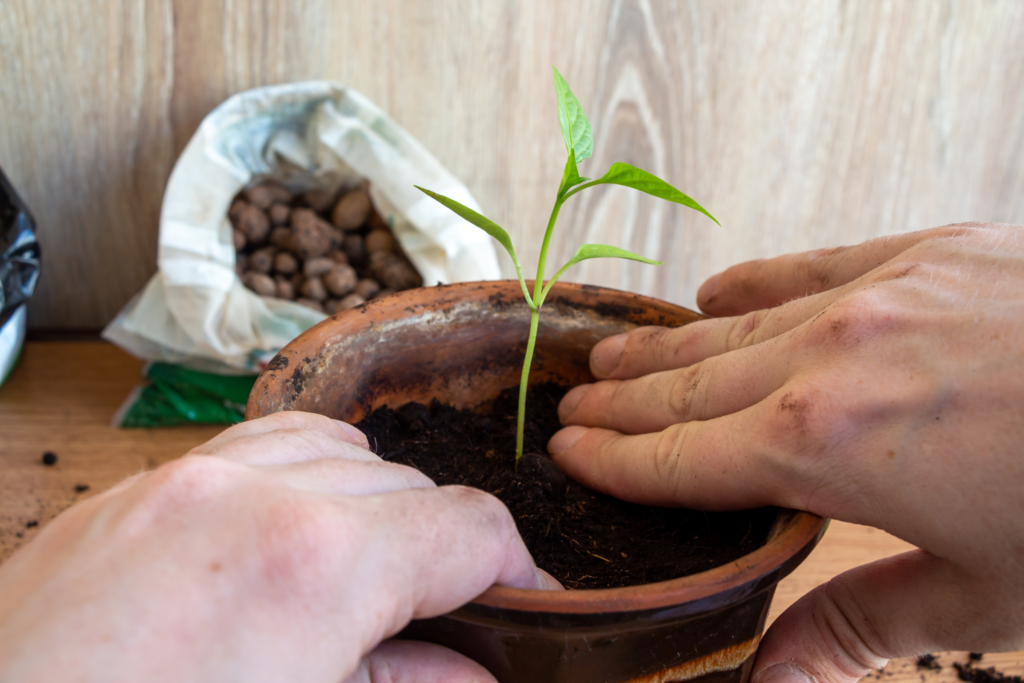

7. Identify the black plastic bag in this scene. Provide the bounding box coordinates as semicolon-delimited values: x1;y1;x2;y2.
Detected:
0;167;41;328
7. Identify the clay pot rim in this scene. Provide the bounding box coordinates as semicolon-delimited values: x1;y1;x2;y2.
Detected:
250;279;827;615
474;508;825;614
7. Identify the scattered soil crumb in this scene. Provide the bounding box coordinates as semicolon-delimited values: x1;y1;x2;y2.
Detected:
954;662;1022;683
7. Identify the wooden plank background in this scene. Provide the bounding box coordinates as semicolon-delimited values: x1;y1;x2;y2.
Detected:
1;0;1023;329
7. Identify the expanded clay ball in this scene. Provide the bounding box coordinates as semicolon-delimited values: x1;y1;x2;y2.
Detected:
370;252;422;291
244;182;292;210
328;226;344;249
290;208;333;259
232;203;270;244
382;262;421;291
275;277;295;300
301;188;337;213
365;228;396;253
232;229;247;251
331;189;372;231
338;293;366;310
228;198;248;221
300;277;328;301
273;251;298;275
355;278;380;300
243;272;276;297
295;298;325;313
303;257;335;278
269;226;292;249
269;203;291;226
324;263;358;297
368;251;398;278
248;246;277;273
327;249;349;264
343;234;365;263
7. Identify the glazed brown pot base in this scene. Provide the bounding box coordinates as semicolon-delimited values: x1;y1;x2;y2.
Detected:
357;382;777;590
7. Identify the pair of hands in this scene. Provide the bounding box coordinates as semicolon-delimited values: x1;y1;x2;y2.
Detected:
550;222;1024;682
0;222;1020;682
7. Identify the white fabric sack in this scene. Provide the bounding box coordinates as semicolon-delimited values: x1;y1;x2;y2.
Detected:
104;81;499;373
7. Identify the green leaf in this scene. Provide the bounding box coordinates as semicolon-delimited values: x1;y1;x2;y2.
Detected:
594;162;720;225
564;243;663;268
553;67;593;164
414;185;534;307
538;243;662;306
557;150;591;198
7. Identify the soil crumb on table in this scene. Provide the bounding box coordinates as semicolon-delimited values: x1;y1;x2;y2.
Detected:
954;662;1022;683
357;383;776;590
912;654;1022;683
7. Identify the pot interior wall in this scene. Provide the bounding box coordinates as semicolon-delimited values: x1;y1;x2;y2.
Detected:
248;282;702;423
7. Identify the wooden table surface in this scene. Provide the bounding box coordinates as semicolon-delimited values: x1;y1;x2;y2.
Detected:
1;341;1020;680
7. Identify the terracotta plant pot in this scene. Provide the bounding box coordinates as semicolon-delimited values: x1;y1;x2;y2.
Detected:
246;280;827;683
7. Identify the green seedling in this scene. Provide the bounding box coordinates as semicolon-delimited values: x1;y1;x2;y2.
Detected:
416;67;719;465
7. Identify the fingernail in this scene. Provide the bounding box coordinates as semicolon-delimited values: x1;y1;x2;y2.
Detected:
754;663;813;683
334;420;369;447
591;333;627;377
697;273;721;306
558;384;591;422
535;568;565;591
548;426;588;457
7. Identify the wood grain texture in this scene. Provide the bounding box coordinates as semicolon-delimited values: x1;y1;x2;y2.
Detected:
0;341;1020;681
1;1;1022;328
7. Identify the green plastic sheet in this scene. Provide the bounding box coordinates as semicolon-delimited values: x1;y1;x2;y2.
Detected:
115;363;258;428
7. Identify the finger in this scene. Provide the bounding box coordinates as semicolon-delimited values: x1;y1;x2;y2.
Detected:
752;551;1009;683
271;458;436;496
202;427;382;466
550;380;839;511
549;421;775;510
190;411;369;455
341;485;561;652
344;640;496;683
560;341;793;434
696;225;970;316
588;283;846;380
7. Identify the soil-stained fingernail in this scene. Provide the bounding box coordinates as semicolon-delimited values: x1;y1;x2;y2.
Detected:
558;384;591;422
334;420;369;447
548;426;588;457
591;334;627;377
697;273;721;306
753;663;813;683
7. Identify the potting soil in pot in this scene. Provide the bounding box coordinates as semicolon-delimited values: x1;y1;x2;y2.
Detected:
357;383;776;590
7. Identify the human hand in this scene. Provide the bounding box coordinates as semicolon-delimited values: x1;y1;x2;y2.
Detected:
0;412;558;683
548;222;1024;682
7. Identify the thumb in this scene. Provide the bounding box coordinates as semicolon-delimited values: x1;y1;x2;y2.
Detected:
754;550;989;683
345;640;496;683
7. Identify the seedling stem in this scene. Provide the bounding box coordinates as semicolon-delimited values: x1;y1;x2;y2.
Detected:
416;67;719;466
